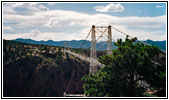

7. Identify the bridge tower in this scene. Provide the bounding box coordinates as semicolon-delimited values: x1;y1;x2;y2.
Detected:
107;25;112;55
64;42;67;51
67;41;71;51
89;25;112;74
89;25;98;74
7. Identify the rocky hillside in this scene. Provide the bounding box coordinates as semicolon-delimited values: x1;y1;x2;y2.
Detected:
3;40;90;97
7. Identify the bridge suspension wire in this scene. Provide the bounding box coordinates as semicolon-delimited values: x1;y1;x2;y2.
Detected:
97;37;117;50
150;59;163;66
97;42;107;51
96;27;117;42
65;60;76;94
111;26;166;53
86;27;108;50
67;41;71;51
111;26;165;66
79;27;92;49
96;27;108;42
96;32;107;50
96;27;117;50
98;37;118;50
79;26;108;51
75;28;92;58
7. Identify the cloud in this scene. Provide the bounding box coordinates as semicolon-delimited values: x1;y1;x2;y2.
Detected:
107;25;165;41
3;26;13;30
3;30;88;41
2;3;166;41
3;7;16;15
48;3;55;5
94;3;124;12
3;9;166;29
115;28;166;41
3;3;49;14
113;16;166;28
29;29;41;37
156;6;164;8
39;5;49;10
3;27;166;41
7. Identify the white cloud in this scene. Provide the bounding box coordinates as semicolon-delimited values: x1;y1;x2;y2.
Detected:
9;3;25;7
39;5;49;10
3;27;166;41
113;16;166;28
3;30;88;41
94;3;124;12
108;26;165;41
3;26;13;30
156;6;164;8
29;29;41;37
2;3;166;41
3;3;49;13
48;3;55;5
117;29;166;41
3;7;16;14
3;9;166;29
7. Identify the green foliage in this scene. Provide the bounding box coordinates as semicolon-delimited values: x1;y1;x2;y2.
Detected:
55;48;63;64
44;45;49;52
3;40;31;64
143;93;157;97
82;36;166;97
3;40;66;66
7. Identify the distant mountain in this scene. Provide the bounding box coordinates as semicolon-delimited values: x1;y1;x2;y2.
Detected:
143;39;166;51
13;38;166;51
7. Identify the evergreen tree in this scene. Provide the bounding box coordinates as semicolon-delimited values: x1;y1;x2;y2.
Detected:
82;36;166;97
55;48;63;64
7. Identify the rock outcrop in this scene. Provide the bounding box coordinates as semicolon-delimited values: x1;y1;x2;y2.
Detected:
3;53;89;97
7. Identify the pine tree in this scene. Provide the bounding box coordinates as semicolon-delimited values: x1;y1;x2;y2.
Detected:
82;36;166;97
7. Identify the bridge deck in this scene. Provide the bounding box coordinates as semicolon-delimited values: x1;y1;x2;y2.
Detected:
64;50;104;68
64;94;85;97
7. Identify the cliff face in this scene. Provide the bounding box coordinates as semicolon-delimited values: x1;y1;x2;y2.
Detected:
3;40;89;97
3;54;89;97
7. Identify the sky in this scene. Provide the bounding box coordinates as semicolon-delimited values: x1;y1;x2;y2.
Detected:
3;2;167;41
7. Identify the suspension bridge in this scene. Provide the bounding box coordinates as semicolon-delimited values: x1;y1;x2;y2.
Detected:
62;25;165;97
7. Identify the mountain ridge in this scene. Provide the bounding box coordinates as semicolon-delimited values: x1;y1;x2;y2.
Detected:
12;38;166;51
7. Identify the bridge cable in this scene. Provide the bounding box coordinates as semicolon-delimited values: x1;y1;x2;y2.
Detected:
96;27;117;50
76;27;108;56
74;28;92;58
97;42;107;51
65;60;76;94
111;26;166;53
86;27;108;50
79;28;92;49
96;31;107;50
94;26;165;66
96;27;108;42
97;34;117;50
111;26;165;66
68;41;72;51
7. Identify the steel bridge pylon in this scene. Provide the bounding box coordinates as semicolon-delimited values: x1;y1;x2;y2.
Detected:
107;25;112;55
89;25;112;74
89;25;98;74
